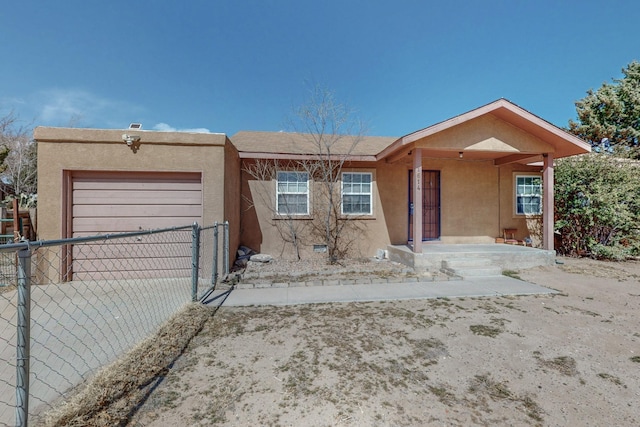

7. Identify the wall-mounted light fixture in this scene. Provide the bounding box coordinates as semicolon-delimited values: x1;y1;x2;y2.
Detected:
459;151;463;159
122;133;141;153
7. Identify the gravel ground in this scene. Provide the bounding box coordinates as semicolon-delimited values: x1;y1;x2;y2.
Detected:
236;257;447;285
124;257;640;426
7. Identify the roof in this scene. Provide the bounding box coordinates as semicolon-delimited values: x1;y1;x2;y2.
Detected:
231;131;398;160
376;98;591;161
234;99;591;163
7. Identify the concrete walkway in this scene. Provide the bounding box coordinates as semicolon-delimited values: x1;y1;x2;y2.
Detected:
203;275;557;306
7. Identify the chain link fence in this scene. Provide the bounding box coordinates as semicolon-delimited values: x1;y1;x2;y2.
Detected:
0;222;229;427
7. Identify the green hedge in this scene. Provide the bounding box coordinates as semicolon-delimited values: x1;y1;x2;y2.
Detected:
554;154;640;260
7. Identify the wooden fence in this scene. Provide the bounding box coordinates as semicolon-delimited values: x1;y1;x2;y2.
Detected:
1;199;36;243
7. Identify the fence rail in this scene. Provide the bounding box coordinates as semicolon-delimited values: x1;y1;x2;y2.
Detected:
0;222;229;427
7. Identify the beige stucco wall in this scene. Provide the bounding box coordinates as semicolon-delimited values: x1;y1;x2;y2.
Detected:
240;138;545;260
223;142;241;260
419;114;555;154
377;158;540;246
240;160;395;260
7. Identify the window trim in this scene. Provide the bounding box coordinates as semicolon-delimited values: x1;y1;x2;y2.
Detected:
514;174;542;216
276;171;310;216
341;171;373;216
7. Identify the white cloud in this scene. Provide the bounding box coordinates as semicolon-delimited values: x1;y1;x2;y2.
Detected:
34;88;143;128
38;89;108;125
152;122;211;133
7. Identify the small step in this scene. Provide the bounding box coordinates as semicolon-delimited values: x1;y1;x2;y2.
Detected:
442;257;492;269
442;266;503;277
441;258;502;278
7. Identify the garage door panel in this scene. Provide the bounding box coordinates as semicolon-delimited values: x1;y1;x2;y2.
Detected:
73;242;192;259
72;257;191;275
73;190;202;205
73;204;202;218
72;217;201;233
71;231;192;243
73;181;202;191
70;171;203;280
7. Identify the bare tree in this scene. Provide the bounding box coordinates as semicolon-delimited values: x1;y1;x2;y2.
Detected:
291;85;368;262
243;86;367;263
0;111;37;203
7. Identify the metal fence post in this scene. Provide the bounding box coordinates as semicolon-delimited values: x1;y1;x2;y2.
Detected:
16;247;31;427
191;223;200;302
223;221;229;276
212;221;219;287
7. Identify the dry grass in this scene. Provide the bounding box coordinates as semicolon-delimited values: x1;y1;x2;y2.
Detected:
39;303;214;427
534;352;579;377
468;374;544;423
35;257;640;426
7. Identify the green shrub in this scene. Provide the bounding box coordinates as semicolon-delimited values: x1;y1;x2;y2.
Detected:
555;154;640;259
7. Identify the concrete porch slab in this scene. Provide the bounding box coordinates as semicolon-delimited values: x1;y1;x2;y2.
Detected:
387;243;555;272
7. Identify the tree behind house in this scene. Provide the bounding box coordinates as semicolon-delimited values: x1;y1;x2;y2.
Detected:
568;61;640;158
554;154;640;260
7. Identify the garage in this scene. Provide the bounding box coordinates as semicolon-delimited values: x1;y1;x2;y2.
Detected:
67;171;203;280
35;127;240;283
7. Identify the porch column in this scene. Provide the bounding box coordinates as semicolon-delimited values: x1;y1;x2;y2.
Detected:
542;153;554;251
413;148;423;253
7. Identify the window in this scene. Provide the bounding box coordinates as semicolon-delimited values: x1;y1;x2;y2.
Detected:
342;172;372;215
515;175;542;215
276;171;309;215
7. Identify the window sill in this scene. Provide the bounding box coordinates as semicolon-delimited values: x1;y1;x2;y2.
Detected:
513;213;542;219
272;214;313;220
339;214;377;220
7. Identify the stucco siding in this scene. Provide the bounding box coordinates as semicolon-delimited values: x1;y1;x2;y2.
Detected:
240;155;547;260
240;160;397;259
416;114;555;155
223;141;241;260
437;159;499;243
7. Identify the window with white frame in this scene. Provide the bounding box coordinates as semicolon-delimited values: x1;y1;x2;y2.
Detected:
341;172;372;215
276;171;309;215
515;175;542;215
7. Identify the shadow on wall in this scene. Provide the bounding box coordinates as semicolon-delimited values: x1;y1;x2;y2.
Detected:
239;171;262;254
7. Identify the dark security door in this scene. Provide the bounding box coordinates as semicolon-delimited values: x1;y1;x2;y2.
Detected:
408;170;441;241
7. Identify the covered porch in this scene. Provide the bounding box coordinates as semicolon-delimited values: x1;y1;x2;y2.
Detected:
376;99;592;255
387;243;556;277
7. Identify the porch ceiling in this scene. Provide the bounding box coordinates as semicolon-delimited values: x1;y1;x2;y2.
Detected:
384;146;542;165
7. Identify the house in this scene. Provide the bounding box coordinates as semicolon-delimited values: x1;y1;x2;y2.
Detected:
35;99;591;279
234;99;590;263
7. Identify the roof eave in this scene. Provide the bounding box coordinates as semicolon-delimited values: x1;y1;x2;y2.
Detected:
239;152;378;162
376;99;591;161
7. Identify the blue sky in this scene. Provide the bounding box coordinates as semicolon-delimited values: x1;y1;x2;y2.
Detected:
2;1;638;137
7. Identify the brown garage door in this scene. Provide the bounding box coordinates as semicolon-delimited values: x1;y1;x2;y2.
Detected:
69;171;203;280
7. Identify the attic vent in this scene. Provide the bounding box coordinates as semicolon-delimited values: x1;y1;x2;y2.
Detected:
129;123;142;129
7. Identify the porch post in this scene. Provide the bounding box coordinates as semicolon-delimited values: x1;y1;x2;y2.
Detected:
542;153;554;251
413;148;423;253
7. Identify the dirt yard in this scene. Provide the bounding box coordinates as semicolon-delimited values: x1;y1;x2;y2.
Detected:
129;257;640;426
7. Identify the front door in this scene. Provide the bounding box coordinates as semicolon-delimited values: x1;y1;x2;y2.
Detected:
409;170;440;241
